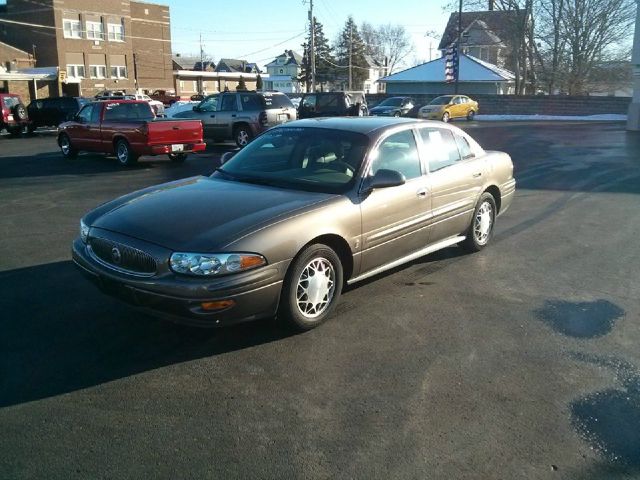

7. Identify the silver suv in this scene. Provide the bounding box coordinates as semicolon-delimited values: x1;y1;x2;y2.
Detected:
173;91;297;147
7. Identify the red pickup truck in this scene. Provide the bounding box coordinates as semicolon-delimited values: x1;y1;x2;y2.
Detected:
57;100;206;166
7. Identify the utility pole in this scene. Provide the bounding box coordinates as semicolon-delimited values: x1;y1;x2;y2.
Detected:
455;0;462;94
348;22;353;90
199;32;204;71
309;0;316;92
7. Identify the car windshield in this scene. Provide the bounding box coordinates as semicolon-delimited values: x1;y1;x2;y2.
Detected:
213;127;370;194
378;97;404;107
429;96;453;105
2;96;20;108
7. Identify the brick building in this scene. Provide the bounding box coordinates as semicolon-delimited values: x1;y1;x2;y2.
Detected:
0;0;173;97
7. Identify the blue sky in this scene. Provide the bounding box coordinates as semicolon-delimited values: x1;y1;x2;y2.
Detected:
166;0;451;69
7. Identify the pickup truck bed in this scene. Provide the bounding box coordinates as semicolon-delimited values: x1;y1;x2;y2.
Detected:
58;100;206;166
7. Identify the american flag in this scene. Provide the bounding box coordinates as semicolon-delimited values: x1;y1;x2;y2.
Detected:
445;43;458;83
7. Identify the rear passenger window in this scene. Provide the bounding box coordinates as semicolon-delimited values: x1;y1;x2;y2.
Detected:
454;133;474;159
301;95;316;108
240;94;263;111
418;128;461;172
220;95;237;111
371;129;422;180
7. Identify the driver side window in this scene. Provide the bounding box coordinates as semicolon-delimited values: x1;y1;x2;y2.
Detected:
370;129;422;180
76;104;94;123
199;95;219;112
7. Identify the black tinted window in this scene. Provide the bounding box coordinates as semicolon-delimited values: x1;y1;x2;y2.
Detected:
301;95;316;108
418;128;461;172
261;93;293;108
220;95;237;111
103;102;154;121
240;94;264;111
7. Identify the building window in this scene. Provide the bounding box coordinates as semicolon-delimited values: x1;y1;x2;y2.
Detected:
63;19;82;39
110;65;127;78
89;65;107;79
107;23;124;42
279;68;284;74
67;64;85;78
86;21;104;40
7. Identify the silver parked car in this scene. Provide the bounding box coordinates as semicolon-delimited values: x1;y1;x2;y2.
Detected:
72;117;515;331
172;91;297;147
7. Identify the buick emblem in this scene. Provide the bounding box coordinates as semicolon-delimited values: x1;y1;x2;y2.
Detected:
111;247;122;265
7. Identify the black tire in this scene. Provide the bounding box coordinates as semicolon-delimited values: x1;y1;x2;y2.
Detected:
393;111;401;117
115;139;138;166
234;125;253;148
168;153;187;163
467;110;476;121
12;104;27;121
278;244;344;331
58;133;78;158
442;111;450;123
27;124;37;134
462;192;497;252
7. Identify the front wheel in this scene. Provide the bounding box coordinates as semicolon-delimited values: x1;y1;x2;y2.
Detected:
168;153;187;163
234;125;253;148
393;111;401;117
59;133;78;158
115;139;139;166
467;110;476;121
462;192;497;252
278;244;344;331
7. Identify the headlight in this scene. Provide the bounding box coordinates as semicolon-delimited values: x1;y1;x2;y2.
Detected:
169;252;266;276
80;219;89;243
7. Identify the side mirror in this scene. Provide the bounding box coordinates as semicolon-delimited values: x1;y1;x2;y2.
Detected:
220;151;237;165
363;169;405;192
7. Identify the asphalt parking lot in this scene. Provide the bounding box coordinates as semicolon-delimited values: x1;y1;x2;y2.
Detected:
1;121;639;479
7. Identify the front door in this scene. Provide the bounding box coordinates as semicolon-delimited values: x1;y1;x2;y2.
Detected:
417;126;485;242
213;93;238;139
192;94;219;138
359;128;432;274
67;104;95;150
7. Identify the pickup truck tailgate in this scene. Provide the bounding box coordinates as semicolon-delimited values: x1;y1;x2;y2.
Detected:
146;119;203;145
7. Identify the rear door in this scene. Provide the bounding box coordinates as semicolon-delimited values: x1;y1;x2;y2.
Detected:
418;126;484;242
359;127;432;274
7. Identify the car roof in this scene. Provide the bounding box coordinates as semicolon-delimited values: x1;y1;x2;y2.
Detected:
275;117;444;136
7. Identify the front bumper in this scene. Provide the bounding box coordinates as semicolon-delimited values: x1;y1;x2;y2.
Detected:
72;236;288;327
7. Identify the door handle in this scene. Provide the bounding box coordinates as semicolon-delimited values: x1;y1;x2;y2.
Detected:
472;172;482;178
416;188;428;198
210;114;216;118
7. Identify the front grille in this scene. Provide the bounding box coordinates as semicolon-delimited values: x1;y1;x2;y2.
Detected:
89;237;157;276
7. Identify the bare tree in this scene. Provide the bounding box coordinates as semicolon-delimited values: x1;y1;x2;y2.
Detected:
534;0;566;93
360;22;413;74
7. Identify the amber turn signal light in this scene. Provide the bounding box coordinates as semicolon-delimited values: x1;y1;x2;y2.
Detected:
201;299;236;311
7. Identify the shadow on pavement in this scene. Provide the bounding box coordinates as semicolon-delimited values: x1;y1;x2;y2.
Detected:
0;260;293;408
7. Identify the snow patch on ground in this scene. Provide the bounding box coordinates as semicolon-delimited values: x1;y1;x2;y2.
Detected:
475;114;627;122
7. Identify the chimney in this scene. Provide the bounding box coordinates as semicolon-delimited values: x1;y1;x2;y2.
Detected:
488;0;494;10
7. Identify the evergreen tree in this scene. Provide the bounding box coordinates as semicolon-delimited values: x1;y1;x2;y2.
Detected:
256;74;263;90
334;16;369;90
237;76;247;90
299;17;335;91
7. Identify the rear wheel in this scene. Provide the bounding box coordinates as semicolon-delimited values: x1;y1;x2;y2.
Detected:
168;153;187;163
462;192;496;252
442;111;450;123
467;110;476;121
58;133;78;158
115;139;138;166
234;125;252;148
393;111;401;117
278;244;343;331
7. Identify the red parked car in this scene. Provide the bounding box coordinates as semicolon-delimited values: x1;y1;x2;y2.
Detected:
57;100;206;166
0;93;30;136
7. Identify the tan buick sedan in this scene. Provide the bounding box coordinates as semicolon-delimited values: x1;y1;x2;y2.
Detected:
73;117;515;331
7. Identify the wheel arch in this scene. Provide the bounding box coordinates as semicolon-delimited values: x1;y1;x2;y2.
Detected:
483;184;502;213
298;233;354;284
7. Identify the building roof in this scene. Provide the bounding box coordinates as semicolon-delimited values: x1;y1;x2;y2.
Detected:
265;50;303;68
171;55;201;70
215;58;261;73
0;40;31;58
378;54;515;83
438;9;524;50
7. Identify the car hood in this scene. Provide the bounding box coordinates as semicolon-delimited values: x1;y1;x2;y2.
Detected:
371;106;397;112
90;176;337;251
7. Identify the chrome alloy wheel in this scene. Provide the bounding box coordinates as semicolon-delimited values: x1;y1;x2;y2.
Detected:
474;201;493;245
117;142;129;163
296;257;336;318
60;136;71;155
237;129;249;146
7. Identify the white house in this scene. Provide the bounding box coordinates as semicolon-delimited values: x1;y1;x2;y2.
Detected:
263;50;303;93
